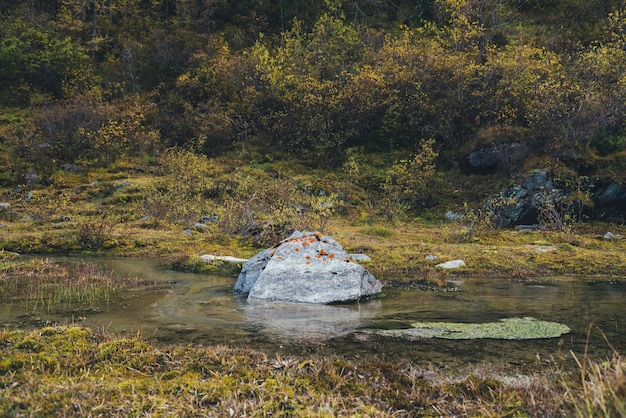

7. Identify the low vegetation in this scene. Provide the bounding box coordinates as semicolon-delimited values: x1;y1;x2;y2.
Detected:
0;325;623;417
1;156;626;284
1;260;119;309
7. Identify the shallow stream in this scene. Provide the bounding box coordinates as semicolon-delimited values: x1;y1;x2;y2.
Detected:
2;257;625;371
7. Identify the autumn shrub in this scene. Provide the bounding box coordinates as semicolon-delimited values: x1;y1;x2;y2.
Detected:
49;170;86;188
591;132;626;156
76;216;117;250
217;174;300;246
138;148;215;224
443;203;497;243
22;189;73;223
378;139;437;222
535;164;594;232
216;170;341;246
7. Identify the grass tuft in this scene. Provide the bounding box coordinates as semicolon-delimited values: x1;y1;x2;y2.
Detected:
0;259;137;310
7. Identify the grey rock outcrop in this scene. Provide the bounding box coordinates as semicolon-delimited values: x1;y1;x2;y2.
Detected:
234;231;382;304
592;182;626;222
488;171;555;227
465;146;501;174
490;172;626;226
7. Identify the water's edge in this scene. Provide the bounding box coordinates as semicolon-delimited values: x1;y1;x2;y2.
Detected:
2;256;624;371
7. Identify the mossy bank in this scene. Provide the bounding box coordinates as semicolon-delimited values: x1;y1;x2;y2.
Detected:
2;326;624;417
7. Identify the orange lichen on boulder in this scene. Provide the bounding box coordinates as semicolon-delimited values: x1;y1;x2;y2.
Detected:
234;231;382;303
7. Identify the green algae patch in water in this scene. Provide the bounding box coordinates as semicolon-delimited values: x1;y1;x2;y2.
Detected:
371;317;571;340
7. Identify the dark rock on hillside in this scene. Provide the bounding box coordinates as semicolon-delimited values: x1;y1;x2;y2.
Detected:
466;147;501;174
488;171;554;227
114;181;131;190
24;170;40;185
592;182;626;223
200;215;218;224
61;164;81;173
465;143;525;174
234;231;382;304
521;171;553;190
487;171;626;226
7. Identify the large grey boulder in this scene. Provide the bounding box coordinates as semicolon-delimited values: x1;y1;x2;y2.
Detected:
234;231;382;304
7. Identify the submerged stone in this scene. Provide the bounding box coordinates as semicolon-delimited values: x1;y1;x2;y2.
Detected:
370;317;570;340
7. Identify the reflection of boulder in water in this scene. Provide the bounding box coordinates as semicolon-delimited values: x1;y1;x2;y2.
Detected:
243;299;382;342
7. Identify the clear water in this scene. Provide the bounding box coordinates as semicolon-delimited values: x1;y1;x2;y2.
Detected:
2;257;625;371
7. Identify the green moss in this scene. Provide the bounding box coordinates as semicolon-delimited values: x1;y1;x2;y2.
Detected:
371;317;571;340
97;338;160;371
0;326;622;416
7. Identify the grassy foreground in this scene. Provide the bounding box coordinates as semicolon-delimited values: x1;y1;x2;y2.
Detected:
0;325;624;417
